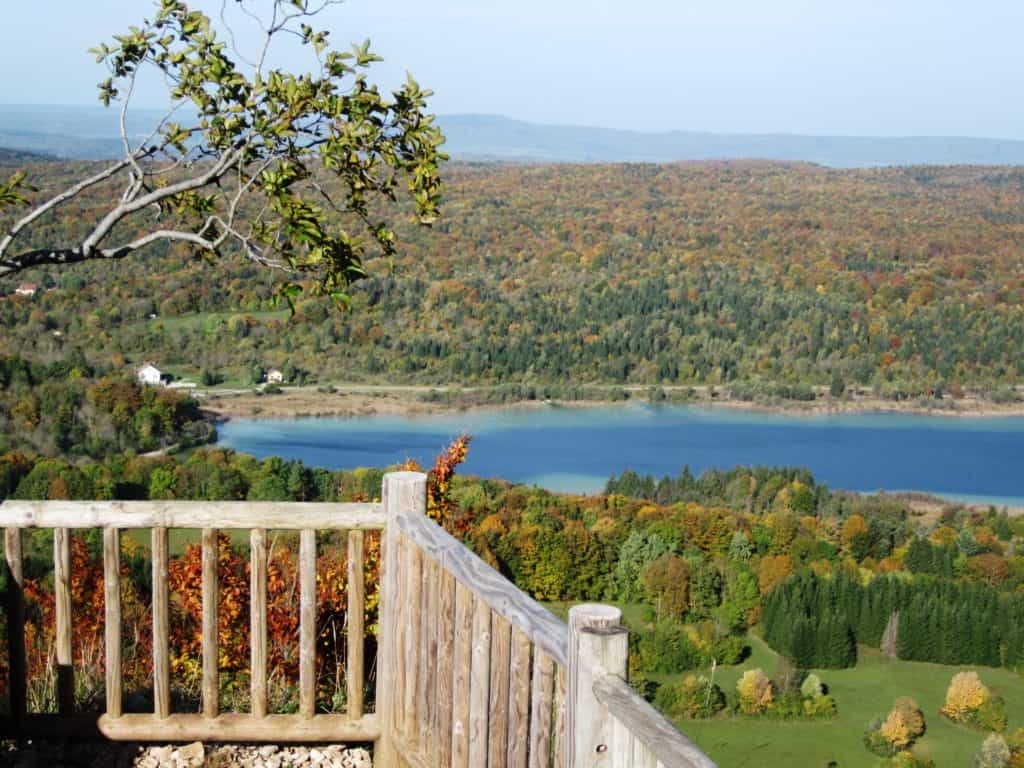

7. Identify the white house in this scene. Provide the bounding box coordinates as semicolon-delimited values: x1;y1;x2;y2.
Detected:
138;364;163;387
14;283;37;297
266;368;285;384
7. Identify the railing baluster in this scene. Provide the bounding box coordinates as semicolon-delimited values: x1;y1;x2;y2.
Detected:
299;528;317;718
435;569;456;768
346;529;365;719
152;527;170;718
401;537;422;744
103;527;122;717
201;527;219;718
467;593;491;768
54;527;73;715
553;665;567;768
528;649;555;768
418;558;439;759
250;528;267;719
508;627;531;768
451;581;473;768
488;612;512;768
4;528;26;720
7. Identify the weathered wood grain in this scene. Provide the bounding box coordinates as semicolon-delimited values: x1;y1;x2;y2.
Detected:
377;472;427;768
435;569;456;768
488;612;512;768
529;649;555;768
507;627;531;768
594;676;717;768
54;527;73;715
467;593;491;768
418;557;439;761
394;511;568;667
346;529;365;720
451;580;473;768
152;527;170;718
567;605;624;768
401;537;423;745
0;500;384;530
553;665;567;768
4;528;26;720
250;528;268;719
201;527;219;718
299;528;317;719
103;528;122;718
96;712;381;742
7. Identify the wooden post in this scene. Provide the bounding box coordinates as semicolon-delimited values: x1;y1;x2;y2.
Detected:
566;604;628;768
103;528;122;717
450;581;474;768
54;527;73;716
376;471;427;768
201;527;219;718
299;528;317;719
507;627;532;768
152;527;170;718
528;650;555;768
435;570;457;768
4;528;26;721
250;528;268;719
346;529;365;719
467;594;491;768
488;612;512;768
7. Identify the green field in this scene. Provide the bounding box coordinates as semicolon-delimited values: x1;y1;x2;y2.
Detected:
545;603;1024;767
130;310;292;334
677;636;1023;768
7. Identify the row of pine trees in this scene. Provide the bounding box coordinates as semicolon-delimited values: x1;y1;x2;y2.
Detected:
762;572;1024;668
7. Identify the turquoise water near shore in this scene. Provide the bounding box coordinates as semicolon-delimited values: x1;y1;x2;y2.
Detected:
217;404;1024;503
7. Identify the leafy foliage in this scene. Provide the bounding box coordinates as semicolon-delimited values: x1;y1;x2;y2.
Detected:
0;0;445;309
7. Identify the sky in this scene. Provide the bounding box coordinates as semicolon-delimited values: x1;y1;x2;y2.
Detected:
1;0;1023;138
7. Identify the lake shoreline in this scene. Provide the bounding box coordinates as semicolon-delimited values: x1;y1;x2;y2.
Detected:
201;385;1024;422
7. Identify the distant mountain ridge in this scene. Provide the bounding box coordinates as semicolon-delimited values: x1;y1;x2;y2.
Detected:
4;104;1024;167
441;114;1024;168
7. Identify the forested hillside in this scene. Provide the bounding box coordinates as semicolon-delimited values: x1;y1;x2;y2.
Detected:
2;161;1023;402
0;355;214;458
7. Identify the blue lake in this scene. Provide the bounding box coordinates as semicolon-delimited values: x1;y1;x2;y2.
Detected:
217;404;1024;504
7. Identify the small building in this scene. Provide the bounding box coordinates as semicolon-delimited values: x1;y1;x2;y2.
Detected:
266;368;285;384
138;364;163;387
14;283;37;297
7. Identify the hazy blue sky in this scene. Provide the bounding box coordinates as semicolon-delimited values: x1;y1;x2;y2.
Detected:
1;0;1022;138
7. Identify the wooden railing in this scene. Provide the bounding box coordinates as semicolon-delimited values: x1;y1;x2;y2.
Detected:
0;472;716;767
0;500;383;742
375;472;716;768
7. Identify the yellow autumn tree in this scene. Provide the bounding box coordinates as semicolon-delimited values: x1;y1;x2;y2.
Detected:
880;709;913;749
880;698;926;749
941;671;989;722
736;668;773;714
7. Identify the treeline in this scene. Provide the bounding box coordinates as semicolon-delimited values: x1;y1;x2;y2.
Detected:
2;162;1024;399
0;355;214;458
607;466;825;513
0;448;383;506
763;571;1024;669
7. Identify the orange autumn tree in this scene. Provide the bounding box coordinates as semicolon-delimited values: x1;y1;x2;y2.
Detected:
17;534;151;711
402;433;473;536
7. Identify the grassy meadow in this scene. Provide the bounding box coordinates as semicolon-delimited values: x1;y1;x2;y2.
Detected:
546;603;1024;767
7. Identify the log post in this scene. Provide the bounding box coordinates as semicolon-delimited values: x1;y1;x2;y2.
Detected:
566;604;628;768
4;528;26;721
54;528;73;716
376;471;427;768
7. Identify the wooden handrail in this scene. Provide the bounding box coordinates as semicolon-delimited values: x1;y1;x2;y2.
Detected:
0;500;385;529
393;509;569;667
594;675;719;768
